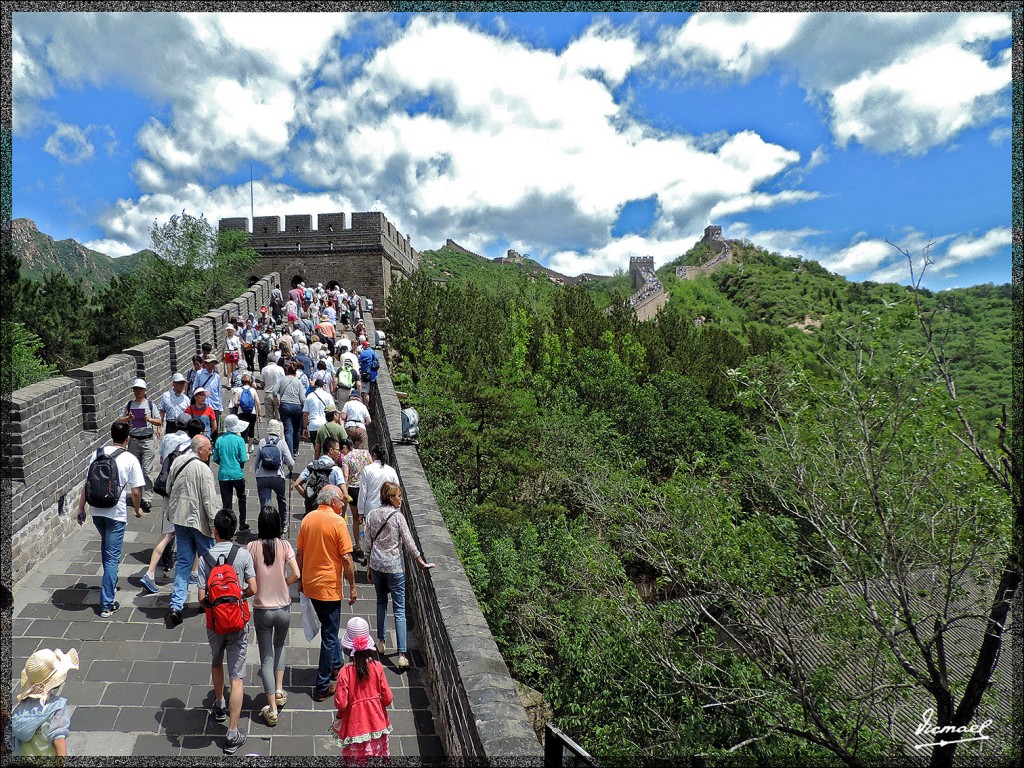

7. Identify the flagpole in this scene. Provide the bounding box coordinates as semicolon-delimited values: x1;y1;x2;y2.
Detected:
250;163;254;227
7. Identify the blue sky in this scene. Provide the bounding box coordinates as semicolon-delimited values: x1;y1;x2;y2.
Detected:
11;10;1013;289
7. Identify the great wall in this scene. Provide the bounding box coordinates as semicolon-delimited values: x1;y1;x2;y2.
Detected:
6;214;543;758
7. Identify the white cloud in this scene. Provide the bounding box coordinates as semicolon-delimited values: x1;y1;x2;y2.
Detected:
659;12;1012;155
943;227;1011;269
43;123;94;164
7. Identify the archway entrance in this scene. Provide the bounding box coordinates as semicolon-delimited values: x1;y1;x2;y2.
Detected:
291;274;304;288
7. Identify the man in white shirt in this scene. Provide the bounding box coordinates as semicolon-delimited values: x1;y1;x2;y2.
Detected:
259;352;285;421
159;373;191;427
77;421;146;618
302;379;334;446
341;390;372;444
357;444;399;524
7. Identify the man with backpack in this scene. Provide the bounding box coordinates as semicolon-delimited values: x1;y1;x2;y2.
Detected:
117;378;161;514
358;340;380;404
314;401;348;460
255;420;295;532
259;352;285;422
76;421;146;618
197;508;257;755
293;437;346;515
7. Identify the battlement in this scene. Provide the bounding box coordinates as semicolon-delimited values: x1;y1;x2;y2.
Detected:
219;211;420;308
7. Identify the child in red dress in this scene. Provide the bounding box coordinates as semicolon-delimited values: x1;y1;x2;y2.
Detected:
330;616;393;759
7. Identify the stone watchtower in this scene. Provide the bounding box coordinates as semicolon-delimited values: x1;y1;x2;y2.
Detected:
629;256;655;291
218;211;420;311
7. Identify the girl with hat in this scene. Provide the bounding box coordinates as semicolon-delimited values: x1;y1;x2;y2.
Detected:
12;648;79;756
329;617;393;758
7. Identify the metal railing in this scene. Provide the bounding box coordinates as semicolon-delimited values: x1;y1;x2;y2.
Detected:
545;724;600;768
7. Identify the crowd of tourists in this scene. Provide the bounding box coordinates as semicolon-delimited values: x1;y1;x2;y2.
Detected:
14;281;438;758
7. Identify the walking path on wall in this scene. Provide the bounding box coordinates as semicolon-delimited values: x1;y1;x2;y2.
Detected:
10;410;444;759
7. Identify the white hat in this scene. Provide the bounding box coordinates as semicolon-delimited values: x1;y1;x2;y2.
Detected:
341;617;372;653
171;373;187;383
131;378;148;389
224;414;247;434
193;387;208;396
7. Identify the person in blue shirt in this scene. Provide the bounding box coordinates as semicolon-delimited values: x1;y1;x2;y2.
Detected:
212;415;250;530
194;355;224;432
358;341;380;403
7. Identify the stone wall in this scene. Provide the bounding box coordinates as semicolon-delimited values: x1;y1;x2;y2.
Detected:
7;274;280;585
362;315;544;761
220;211;419;310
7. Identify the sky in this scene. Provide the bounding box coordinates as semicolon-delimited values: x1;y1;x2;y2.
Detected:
10;10;1014;290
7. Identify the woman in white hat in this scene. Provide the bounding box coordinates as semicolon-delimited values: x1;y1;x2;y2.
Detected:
12;648;80;756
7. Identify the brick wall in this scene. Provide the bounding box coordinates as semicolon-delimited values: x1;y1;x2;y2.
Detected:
363;315;543;760
9;274;281;584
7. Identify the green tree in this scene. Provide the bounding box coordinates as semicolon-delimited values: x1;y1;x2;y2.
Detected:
2;321;58;391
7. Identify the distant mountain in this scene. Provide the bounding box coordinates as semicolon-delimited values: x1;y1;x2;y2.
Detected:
11;218;152;292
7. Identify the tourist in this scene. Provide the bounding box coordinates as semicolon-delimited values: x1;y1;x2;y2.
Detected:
11;648;80;757
140;414;191;593
240;317;258;373
76;421;145;618
365;482;435;669
272;362;306;455
165;435;219;629
329;616;393;758
342;433;372;562
159;373;191;428
296;484;358;702
255;420;295;532
294;437;345;515
185;354;204;396
197;508;257;755
231;373;261;445
246;507;300;728
194;355;224;433
212;415;249;531
302;379;333;447
185;387;218;441
314;401;347;461
342;389;371;444
223;325;242;380
357;340;380;404
117;378;161;514
259;352;285;422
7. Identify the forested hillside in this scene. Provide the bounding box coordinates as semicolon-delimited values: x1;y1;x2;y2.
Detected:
383;241;1016;765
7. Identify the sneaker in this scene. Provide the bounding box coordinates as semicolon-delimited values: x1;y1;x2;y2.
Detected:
212;701;228;723
375;638;386;656
397;654;410;670
166;610;183;628
223;731;246;754
189;573;199;586
140;573;159;594
99;601;120;618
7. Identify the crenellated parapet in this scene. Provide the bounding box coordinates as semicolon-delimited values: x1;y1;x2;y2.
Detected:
676;224;733;280
219;211;420;309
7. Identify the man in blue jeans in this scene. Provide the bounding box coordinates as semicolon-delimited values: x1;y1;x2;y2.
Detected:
165;434;221;628
77;421;146;618
295;485;357;700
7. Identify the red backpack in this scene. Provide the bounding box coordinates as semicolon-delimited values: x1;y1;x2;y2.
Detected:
202;545;250;633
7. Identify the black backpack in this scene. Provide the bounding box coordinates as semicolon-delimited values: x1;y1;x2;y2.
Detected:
303;463;333;512
84;448;126;508
257;336;270;355
154;444;194;498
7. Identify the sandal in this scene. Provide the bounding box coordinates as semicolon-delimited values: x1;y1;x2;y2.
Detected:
275;690;288;708
260;705;278;727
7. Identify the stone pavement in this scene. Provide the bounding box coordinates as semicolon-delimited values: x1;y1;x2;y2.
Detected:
10;410;444;759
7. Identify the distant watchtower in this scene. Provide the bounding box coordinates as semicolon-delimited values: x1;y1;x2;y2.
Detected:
218;211;420;311
629;256;655;291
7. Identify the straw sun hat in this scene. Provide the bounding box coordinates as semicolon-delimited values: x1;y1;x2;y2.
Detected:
16;648;79;704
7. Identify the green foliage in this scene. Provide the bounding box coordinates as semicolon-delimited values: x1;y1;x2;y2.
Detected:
387;254;1013;765
2;321;59;391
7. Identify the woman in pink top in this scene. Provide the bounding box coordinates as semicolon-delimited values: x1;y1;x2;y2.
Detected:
246;507;300;727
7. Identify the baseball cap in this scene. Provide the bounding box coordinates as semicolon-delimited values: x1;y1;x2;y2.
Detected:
171;373;187;383
131;378;148;389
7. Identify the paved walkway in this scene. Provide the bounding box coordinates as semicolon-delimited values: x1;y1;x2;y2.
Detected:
10;408;443;758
